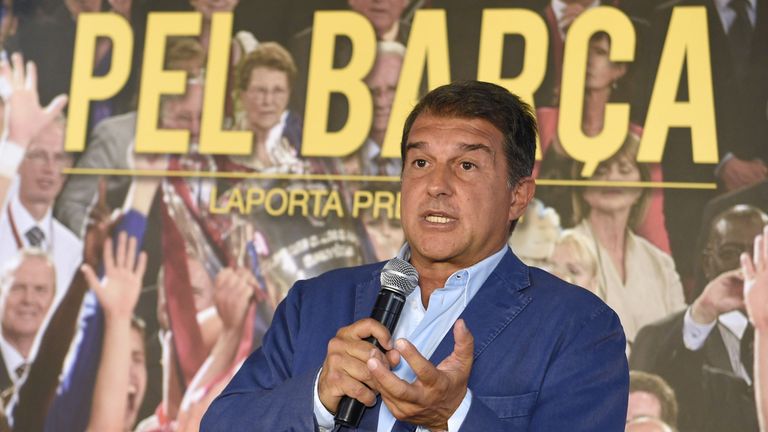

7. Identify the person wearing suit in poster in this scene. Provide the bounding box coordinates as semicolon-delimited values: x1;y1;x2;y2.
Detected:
201;81;628;431
631;205;768;432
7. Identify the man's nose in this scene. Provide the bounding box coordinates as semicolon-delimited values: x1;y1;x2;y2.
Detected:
426;164;453;197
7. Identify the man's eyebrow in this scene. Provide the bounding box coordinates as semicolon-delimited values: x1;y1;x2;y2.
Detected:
459;143;494;155
404;142;426;153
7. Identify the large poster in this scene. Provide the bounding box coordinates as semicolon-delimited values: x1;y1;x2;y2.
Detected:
0;0;764;430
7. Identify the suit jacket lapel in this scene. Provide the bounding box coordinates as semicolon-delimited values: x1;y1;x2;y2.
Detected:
429;250;533;365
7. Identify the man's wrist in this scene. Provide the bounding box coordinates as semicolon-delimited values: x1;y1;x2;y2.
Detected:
690;296;717;325
313;368;335;430
0;139;25;178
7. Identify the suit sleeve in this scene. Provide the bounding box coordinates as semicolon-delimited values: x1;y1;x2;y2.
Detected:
55;120;125;236
460;304;628;431
200;280;317;432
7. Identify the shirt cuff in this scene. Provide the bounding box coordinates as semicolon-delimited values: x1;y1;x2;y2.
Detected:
416;388;472;432
714;152;734;178
683;307;717;351
313;368;335;431
0;139;24;178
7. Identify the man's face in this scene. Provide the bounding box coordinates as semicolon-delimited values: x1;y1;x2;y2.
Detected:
1;256;55;344
17;122;70;209
189;0;239;19
400;114;533;270
348;0;408;37
627;390;662;422
365;53;402;140
240;67;290;133
705;214;766;279
124;327;147;429
161;83;203;145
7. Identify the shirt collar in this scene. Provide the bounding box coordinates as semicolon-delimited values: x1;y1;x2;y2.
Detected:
0;335;26;382
715;0;757;13
396;243;509;305
11;191;53;241
719;310;749;339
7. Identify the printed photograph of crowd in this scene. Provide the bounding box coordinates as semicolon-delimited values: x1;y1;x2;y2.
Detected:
0;0;766;430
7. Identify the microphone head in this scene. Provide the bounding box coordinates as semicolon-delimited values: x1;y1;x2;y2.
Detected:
380;258;418;297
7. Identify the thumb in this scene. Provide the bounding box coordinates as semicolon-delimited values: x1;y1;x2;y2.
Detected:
80;263;100;291
452;319;474;364
44;94;68;118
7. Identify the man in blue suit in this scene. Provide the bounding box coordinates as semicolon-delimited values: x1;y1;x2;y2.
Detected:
201;81;629;431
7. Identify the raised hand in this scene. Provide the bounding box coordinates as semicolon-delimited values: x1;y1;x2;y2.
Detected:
0;53;67;146
83;178;117;267
213;267;262;331
690;269;745;324
81;232;147;320
367;319;474;430
743;225;768;331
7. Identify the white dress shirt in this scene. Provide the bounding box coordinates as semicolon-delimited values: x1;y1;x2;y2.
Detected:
314;244;508;431
0;186;83;307
0;334;25;385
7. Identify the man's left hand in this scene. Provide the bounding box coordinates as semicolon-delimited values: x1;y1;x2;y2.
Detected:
367;319;474;431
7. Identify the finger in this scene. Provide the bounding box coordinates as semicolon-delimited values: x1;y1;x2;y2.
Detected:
368;357;415;402
742;253;756;280
340;338;389;364
135;251;148;280
346;319;393;350
755;234;764;271
386;348;401;368
80;263;100;290
11;53;22;86
24;60;35;90
115;231;128;268
97;176;108;209
103;237;115;273
394;338;439;385
340;376;378;407
763;225;768;267
126;235;138;270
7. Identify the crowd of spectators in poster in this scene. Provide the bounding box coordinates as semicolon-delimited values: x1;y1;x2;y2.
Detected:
0;0;765;431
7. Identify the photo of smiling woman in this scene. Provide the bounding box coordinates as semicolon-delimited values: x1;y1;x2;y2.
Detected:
571;134;686;345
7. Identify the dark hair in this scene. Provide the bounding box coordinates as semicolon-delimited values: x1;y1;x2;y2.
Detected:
629;371;679;428
399;81;538;186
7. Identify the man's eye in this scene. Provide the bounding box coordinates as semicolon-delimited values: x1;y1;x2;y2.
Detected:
413;159;427;168
460;161;476;171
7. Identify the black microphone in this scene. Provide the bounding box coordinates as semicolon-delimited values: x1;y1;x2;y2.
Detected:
334;257;418;428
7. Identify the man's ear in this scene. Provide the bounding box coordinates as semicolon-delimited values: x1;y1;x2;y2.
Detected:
508;177;536;222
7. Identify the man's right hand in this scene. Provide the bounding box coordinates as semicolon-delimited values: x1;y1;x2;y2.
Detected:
691;269;745;324
720;157;768;192
318;318;397;412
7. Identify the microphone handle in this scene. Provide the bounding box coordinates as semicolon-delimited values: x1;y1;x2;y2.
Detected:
334;290;406;428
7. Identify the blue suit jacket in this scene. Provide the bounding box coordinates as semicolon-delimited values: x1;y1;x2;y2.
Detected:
201;249;628;431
